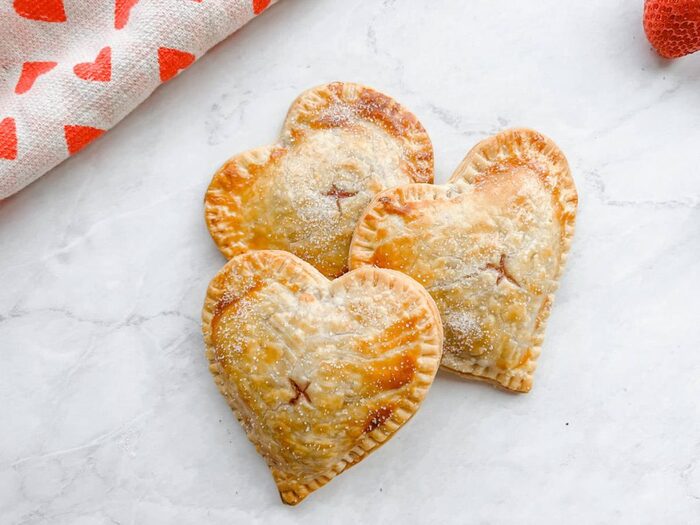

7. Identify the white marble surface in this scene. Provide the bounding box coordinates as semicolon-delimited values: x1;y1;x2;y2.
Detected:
2;0;700;523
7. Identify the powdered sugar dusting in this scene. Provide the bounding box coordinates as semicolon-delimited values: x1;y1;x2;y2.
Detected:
318;102;357;127
443;310;486;356
293;189;342;241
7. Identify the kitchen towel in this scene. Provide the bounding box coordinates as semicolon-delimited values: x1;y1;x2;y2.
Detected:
0;0;279;199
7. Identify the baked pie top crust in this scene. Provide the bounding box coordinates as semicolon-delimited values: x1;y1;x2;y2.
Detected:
204;82;434;278
202;250;443;504
349;128;577;393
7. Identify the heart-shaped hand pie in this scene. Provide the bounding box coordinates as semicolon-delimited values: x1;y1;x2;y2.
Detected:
349;129;577;393
202;250;443;504
204;82;433;278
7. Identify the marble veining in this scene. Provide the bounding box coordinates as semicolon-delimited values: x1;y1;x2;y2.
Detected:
1;0;699;523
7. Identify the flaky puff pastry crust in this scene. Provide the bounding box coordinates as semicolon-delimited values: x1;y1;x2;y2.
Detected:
349;129;577;393
204;82;434;278
202;250;443;505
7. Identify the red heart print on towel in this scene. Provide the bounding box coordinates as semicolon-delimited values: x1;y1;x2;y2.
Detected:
13;0;66;22
64;126;105;155
0;118;18;160
115;0;140;29
15;62;58;94
253;0;271;14
158;48;195;82
74;47;112;82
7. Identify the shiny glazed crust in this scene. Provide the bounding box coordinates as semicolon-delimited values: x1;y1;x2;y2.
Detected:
349;129;577;393
204;82;434;278
202;250;443;504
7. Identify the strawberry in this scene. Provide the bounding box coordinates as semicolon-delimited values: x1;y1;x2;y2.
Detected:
644;0;700;58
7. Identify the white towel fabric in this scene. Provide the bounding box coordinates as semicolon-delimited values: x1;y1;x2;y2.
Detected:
0;0;278;199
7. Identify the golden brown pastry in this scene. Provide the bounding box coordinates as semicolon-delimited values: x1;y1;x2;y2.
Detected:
349;129;577;393
202;250;443;504
204;82;433;278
